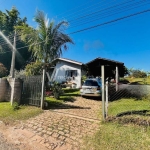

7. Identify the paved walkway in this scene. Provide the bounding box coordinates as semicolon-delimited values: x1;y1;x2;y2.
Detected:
0;97;102;150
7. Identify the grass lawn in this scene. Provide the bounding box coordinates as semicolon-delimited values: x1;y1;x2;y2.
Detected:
0;102;43;125
45;88;80;108
83;98;150;150
108;98;150;116
125;77;150;85
83;122;150;150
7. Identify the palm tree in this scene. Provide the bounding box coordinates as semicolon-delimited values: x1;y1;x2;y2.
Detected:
16;10;74;108
17;10;73;63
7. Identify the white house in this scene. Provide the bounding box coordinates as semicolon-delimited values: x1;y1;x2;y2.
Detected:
49;58;83;88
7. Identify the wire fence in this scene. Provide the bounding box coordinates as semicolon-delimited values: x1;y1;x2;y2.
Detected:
107;83;150;118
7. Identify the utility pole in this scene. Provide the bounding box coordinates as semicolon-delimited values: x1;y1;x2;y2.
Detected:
10;30;17;78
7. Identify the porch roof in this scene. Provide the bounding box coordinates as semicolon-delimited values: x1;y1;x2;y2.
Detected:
51;57;83;66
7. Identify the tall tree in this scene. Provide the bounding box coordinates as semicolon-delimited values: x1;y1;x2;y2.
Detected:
0;7;31;71
17;10;73;64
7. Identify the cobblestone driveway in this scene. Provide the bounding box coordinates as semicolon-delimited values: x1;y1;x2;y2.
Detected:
1;96;102;150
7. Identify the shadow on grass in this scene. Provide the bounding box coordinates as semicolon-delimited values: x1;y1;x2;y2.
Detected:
116;110;150;117
129;82;142;85
44;100;91;110
82;96;101;101
59;96;76;102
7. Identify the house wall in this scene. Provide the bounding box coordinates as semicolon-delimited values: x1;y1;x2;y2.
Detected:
53;60;81;88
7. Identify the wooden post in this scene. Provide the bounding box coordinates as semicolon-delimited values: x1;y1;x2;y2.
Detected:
105;81;108;118
116;66;119;91
41;68;46;109
101;65;105;120
10;78;15;106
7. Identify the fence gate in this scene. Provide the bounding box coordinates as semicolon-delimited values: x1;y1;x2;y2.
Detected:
21;76;42;107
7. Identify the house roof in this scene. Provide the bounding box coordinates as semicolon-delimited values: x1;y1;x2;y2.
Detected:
86;57;124;66
51;57;83;66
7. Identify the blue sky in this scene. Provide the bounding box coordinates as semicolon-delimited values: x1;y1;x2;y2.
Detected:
1;0;150;71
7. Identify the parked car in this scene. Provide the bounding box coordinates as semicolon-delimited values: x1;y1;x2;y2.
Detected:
80;78;101;97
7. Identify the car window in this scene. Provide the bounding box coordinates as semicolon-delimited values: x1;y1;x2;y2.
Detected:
83;80;99;86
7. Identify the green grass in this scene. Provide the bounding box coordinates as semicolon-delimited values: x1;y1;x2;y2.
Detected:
83;97;150;150
83;122;150;150
45;88;80;108
108;98;150;116
125;77;150;85
0;102;43;124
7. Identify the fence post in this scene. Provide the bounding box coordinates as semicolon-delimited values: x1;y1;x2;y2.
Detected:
105;81;108;118
41;68;46;109
101;65;106;120
116;66;119;91
10;78;15;106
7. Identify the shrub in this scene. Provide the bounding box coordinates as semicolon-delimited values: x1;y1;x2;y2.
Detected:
25;61;43;76
12;102;20;111
0;63;8;78
129;69;147;78
51;82;64;99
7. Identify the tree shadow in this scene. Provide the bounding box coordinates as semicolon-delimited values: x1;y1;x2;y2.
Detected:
116;110;150;117
44;100;91;110
59;96;76;102
82;96;101;101
62;94;80;97
129;82;142;85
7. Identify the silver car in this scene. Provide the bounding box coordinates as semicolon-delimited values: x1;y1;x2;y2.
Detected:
80;78;101;97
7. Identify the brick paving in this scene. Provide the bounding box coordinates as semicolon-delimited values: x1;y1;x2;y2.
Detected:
1;97;102;150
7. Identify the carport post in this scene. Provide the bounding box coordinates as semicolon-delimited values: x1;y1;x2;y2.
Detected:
116;66;119;91
41;68;46;109
101;65;106;120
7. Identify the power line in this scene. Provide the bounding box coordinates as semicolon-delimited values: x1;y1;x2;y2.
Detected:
66;0;129;21
69;9;150;35
54;0;94;18
0;41;45;54
62;0;116;20
69;0;150;28
68;0;143;23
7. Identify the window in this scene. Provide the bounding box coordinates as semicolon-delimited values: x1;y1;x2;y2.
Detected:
65;70;78;77
83;80;99;86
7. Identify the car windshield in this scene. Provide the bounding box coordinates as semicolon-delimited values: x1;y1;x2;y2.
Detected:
83;80;99;86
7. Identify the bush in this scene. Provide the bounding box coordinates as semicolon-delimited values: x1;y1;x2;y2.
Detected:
129;69;147;78
25;61;43;76
51;82;64;99
12;102;20;111
0;63;8;78
81;75;87;84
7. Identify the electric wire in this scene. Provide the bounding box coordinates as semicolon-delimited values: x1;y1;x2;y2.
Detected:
69;0;150;28
69;9;150;35
69;0;147;24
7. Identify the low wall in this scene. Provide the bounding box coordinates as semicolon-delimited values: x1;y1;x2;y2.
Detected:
0;78;10;102
0;78;23;103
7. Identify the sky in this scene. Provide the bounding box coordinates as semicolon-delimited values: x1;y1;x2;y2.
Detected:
0;0;150;71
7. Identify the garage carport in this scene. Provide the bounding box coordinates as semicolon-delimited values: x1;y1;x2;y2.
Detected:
86;57;125;119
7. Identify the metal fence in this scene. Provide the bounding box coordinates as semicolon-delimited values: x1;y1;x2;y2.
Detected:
106;83;150;118
21;75;42;107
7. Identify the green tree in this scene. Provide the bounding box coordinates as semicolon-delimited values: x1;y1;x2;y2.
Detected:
17;10;73;64
0;7;31;71
129;68;147;78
